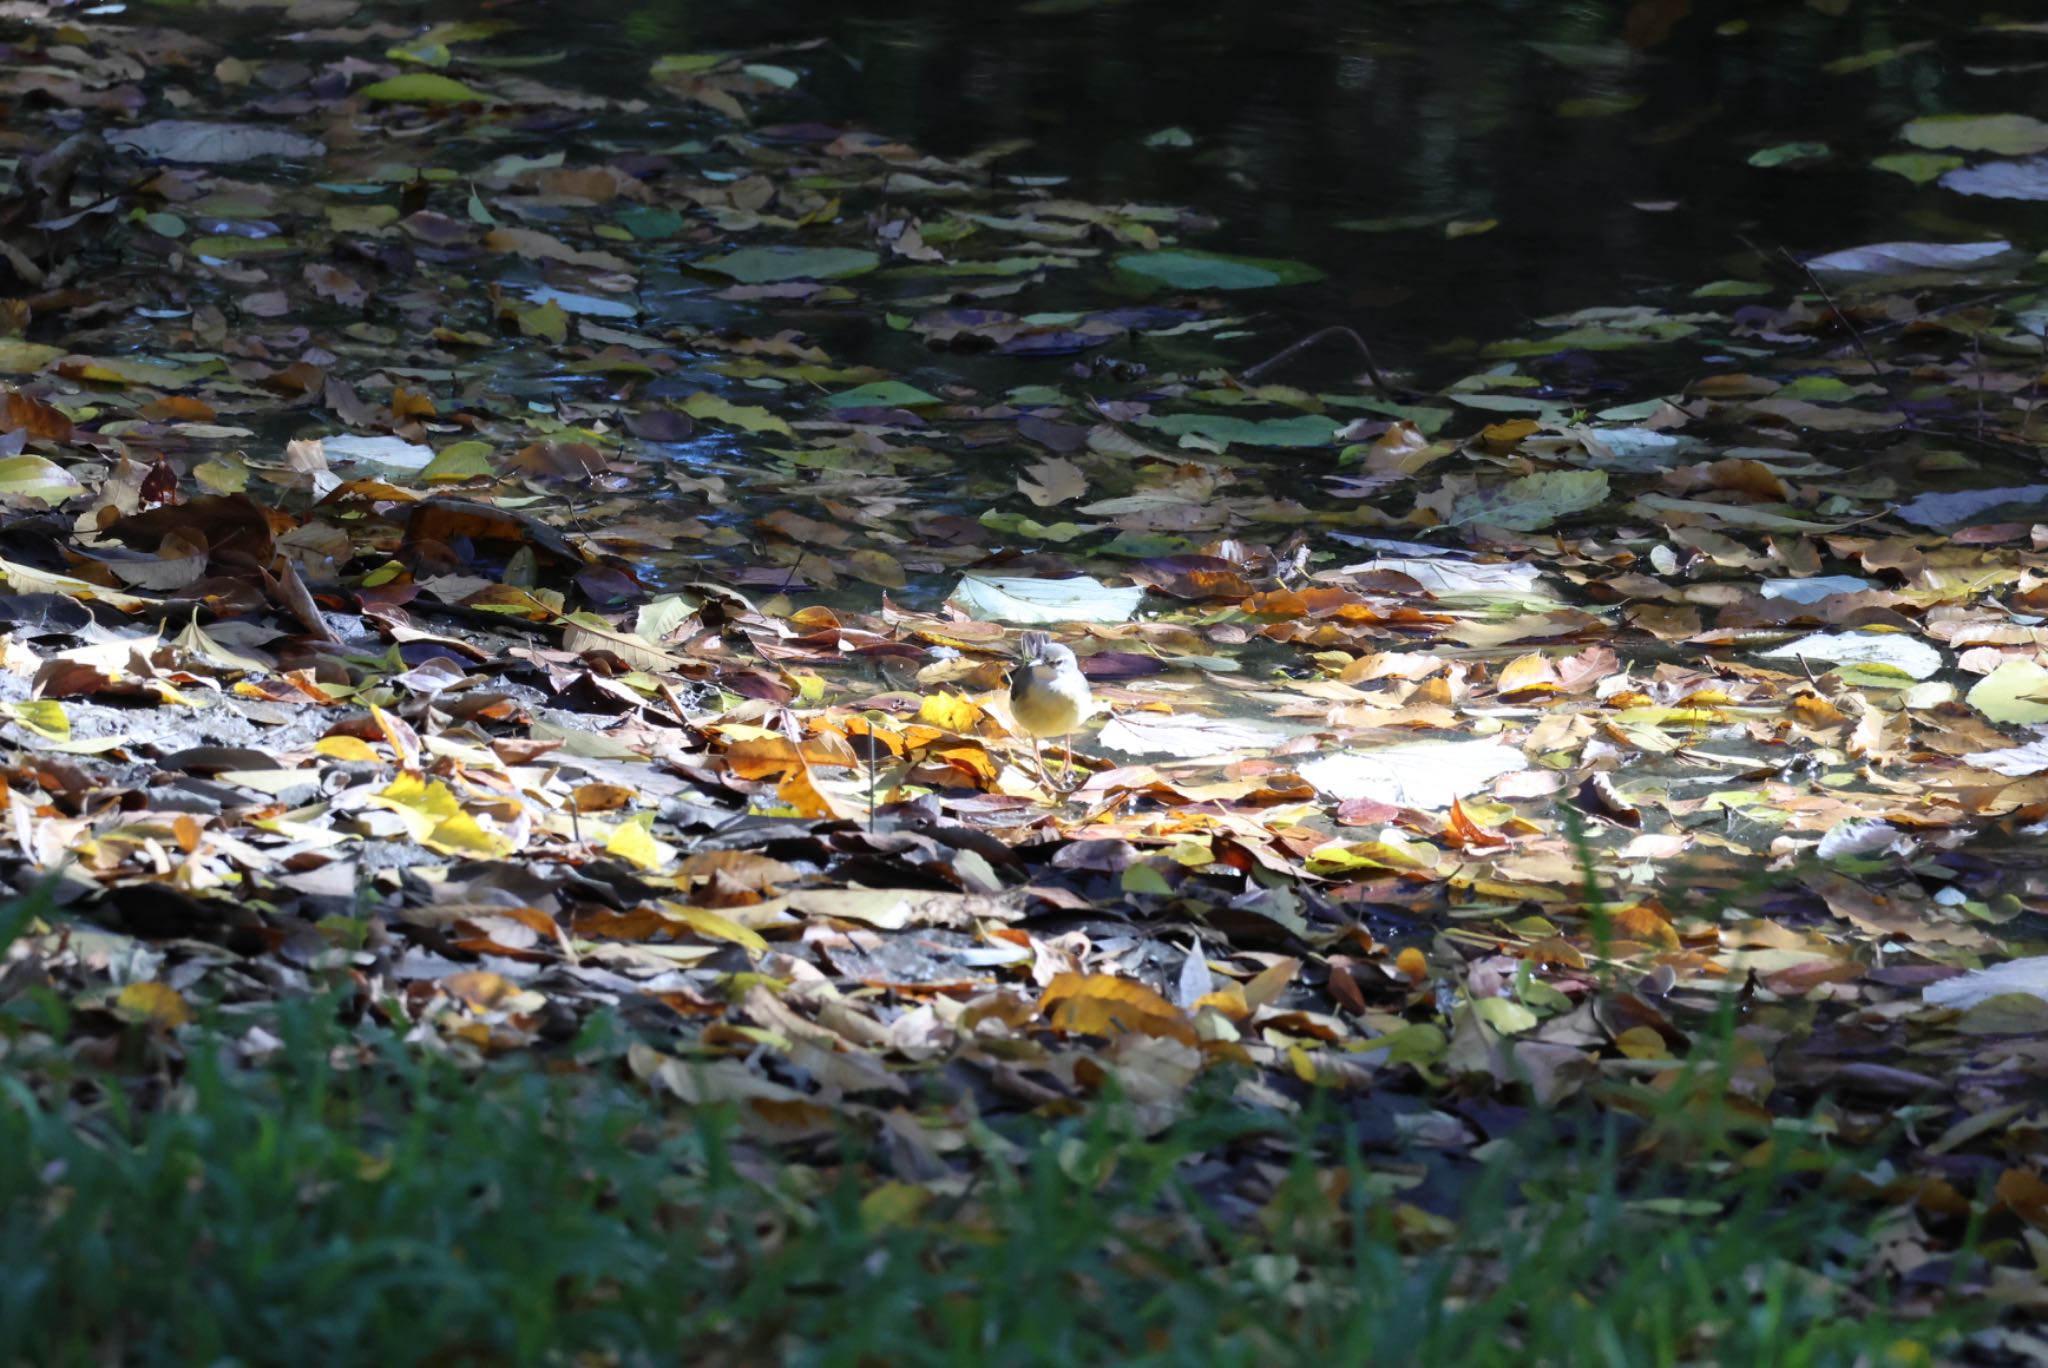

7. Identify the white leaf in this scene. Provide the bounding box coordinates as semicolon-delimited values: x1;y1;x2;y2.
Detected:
1095;713;1289;759
1815;818;1904;860
949;573;1142;625
1758;631;1942;680
109;120;325;164
1804;240;2011;273
1924;957;2048;1010
1760;576;1874;603
1299;739;1529;811
1962;729;2048;776
1342;557;1544;595
320;434;434;471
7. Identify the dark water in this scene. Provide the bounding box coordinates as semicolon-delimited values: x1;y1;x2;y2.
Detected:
516;0;2047;384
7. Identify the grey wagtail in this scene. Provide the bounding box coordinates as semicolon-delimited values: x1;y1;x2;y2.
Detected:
1009;630;1094;790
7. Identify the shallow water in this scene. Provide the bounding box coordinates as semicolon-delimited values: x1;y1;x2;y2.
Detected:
510;0;2046;384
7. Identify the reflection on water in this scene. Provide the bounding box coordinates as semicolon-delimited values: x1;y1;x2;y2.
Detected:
517;0;2039;380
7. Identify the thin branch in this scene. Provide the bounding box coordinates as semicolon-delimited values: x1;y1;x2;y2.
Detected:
1239;324;1403;397
1778;247;1883;381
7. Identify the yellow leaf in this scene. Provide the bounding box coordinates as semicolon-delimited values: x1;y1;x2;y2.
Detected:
846;548;907;589
660;901;768;954
1243;956;1302;1011
1615;1026;1670;1060
315;735;381;763
1038;972;1198;1044
423;809;516;859
368;773;460;840
606;817;673;871
1495;652;1560;696
860;1181;931;1233
2;699;68;741
917;692;984;731
1480;418;1539;451
116;981;192;1028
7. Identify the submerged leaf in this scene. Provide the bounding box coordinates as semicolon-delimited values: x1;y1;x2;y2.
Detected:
696;247;880;283
1112;249;1323;290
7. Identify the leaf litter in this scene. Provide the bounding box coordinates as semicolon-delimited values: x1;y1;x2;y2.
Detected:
1;0;2048;1343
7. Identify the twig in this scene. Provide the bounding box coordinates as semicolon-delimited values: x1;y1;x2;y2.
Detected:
1778;247;1883;381
1973;328;1985;443
2025;338;2043;445
1239;325;1402;397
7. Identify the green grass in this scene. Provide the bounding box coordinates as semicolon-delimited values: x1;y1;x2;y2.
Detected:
0;982;1969;1367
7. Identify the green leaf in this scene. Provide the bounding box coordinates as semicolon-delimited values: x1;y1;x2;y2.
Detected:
1748;141;1829;168
823;381;943;409
361;73;491;103
1320;396;1455;434
327;204;401;232
617;206;684;239
1870;152;1964;184
1472;997;1538;1035
190;235;299;259
1902;113;2048;156
1692;279;1772;298
0;455;85;505
650;53;726;77
1112;248;1324;290
695;246;880;283
1139;412;1341;448
419;441;495;482
681;392;792;436
0;341;61;374
1449;470;1609;531
1968;658;2048;724
2;699;69;741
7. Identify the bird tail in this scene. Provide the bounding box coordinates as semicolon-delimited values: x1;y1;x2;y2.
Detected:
1017;630;1049;661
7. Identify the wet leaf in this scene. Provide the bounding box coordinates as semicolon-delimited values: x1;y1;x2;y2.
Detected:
362;74;491;103
1112;248;1323;290
697;247;880;283
950;574;1143;624
1901;113;2048;156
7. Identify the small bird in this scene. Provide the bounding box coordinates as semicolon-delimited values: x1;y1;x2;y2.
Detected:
1008;630;1094;791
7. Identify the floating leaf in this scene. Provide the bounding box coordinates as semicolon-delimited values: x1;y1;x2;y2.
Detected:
1902;113;2048;156
823;381;943;409
1448;470;1609;530
419;440;495;482
1140;413;1341;448
1300;739;1530;811
2;700;69;741
1759;631;1942;681
361;73;491;103
1748;142;1829;168
696;246;880;283
0;456;85;505
681;392;791;436
1804;240;2010;273
1870;152;1964;184
1112;248;1323;290
108;120;325;163
949;573;1143;624
1924;958;2048;1010
1968;659;2048;725
1939;158;2048;201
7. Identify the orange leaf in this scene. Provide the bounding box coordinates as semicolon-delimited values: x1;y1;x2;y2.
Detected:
1038;972;1197;1044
